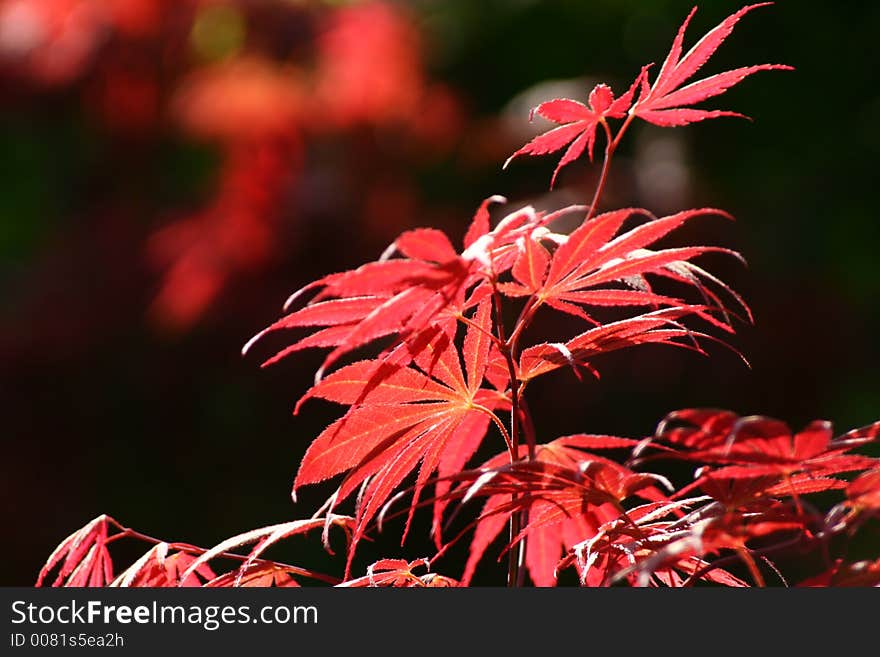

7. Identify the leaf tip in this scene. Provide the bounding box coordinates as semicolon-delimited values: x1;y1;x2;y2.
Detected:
282;280;319;312
379;241;398;262
241;329;268;357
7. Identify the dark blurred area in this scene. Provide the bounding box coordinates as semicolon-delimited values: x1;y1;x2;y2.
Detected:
1;0;878;585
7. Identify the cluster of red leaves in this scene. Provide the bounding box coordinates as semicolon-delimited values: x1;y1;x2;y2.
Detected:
549;411;880;587
37;513;463;588
38;514;352;588
37;3;880;587
240;192;749;577
40;409;880;588
392;411;879;587
246;201;745;376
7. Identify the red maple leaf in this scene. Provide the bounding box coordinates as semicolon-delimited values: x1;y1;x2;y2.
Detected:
604;511;800;587
559;508;751;587
485;206;749;385
243;197;557;378
38;515;347;588
503;4;791;187
503;79;642;188
442;435;667;586
644;410;877;484
631;4;793;127
290;299;510;574
518;304;735;383
111;545;215;587
500;206;748;362
37;515;117;587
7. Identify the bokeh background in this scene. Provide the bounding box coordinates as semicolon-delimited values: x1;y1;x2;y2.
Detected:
2;0;878;585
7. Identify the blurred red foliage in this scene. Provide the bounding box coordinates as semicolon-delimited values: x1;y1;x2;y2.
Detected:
0;0;465;332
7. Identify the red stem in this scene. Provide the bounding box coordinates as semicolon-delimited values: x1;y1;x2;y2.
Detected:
586;115;635;220
494;111;637;586
491;288;525;587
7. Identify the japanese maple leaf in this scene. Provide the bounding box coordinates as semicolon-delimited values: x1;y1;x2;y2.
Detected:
563;486;811;587
111;545;215;587
38;515;217;588
560;508;750;587
290;299;509;574
500;206;749;329
646;410;877;483
493;206;748;385
502;4;790;187
36;514;330;588
680;470;846;511
445;435;668;586
648;408;741;452
243;197;554;378
37;515;116;587
631;4;793;127
503;79;642;188
625;509;809;587
518;304;734;383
